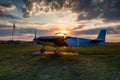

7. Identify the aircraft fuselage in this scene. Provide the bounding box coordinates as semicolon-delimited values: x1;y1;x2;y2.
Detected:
34;36;105;47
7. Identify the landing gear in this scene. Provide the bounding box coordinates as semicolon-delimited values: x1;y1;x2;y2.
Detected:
40;48;45;54
40;46;45;54
54;47;60;54
39;46;60;55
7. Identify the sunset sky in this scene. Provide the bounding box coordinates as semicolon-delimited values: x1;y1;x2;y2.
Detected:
0;0;120;42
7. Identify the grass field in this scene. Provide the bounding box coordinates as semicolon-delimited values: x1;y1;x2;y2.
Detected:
0;44;120;80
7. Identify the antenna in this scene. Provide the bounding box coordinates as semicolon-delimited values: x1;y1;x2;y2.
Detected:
12;23;15;41
33;29;37;44
34;29;37;39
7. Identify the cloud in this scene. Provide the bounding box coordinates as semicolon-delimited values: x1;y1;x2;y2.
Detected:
0;23;11;29
74;25;120;36
75;0;120;21
17;28;50;35
102;8;120;22
0;24;51;38
0;13;20;19
0;29;12;37
73;25;85;30
0;3;15;12
0;2;21;19
20;0;120;23
1;0;120;22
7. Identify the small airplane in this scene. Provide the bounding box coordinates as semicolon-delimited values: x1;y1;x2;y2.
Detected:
33;29;106;54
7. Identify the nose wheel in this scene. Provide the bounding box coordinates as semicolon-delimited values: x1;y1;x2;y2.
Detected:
40;46;45;54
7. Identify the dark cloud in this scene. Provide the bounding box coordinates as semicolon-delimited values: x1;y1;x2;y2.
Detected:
0;24;50;37
0;13;20;19
74;25;120;35
0;29;12;37
0;2;21;19
1;0;120;22
76;0;120;21
17;28;50;36
106;26;120;34
0;24;11;29
22;0;75;17
0;3;13;7
102;8;120;22
21;0;120;21
0;3;15;12
0;24;16;37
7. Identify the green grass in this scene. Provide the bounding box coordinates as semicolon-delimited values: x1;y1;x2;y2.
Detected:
60;44;120;55
0;44;120;80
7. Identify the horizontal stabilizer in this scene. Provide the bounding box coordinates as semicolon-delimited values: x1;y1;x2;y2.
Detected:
91;39;104;43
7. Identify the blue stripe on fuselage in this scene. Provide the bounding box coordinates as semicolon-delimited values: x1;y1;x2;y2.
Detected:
65;37;104;46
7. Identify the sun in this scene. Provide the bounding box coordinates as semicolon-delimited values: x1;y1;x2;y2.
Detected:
55;29;68;36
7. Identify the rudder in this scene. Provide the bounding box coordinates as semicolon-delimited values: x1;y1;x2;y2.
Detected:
97;29;106;41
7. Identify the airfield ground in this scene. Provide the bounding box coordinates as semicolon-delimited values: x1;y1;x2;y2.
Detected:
0;44;120;80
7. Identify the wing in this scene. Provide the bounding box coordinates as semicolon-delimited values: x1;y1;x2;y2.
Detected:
35;36;67;46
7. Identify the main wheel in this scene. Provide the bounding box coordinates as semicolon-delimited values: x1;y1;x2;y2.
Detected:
54;48;60;54
40;48;45;54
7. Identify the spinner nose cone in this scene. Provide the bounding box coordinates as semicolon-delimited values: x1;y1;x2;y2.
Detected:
33;38;37;44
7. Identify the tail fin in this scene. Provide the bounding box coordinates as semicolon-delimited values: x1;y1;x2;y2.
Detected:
97;29;106;41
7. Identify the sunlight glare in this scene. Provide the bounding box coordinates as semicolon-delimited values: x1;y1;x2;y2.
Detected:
55;29;68;36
